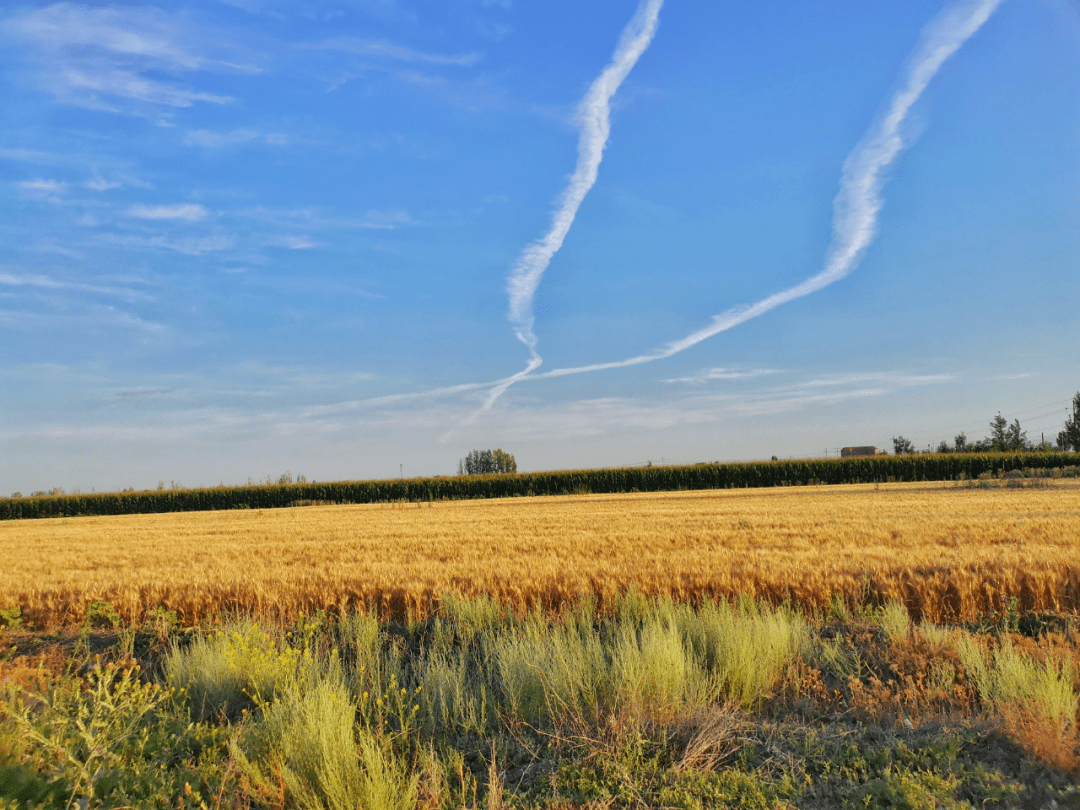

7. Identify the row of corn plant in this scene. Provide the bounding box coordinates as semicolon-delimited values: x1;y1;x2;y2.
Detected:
3;452;1077;520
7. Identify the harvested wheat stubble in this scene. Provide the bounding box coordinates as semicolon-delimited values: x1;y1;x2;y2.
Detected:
3;481;1079;626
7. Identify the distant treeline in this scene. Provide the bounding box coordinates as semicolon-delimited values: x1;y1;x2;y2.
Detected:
2;451;1077;521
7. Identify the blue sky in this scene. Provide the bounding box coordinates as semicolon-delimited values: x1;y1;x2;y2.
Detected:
1;0;1077;494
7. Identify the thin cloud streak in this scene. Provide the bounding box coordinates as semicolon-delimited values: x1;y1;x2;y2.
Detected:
0;307;166;333
793;372;955;389
233;206;413;230
18;179;67;193
102;233;235;255
0;271;153;302
665;367;781;384
127;203;208;221
114;387;179;399
501;0;664;381
85;178;122;191
302;36;480;66
492;0;1002;395
300;379;508;419
184;129;288;147
271;235;322;250
0;147;65;165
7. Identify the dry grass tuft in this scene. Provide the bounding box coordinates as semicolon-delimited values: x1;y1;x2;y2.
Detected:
671;704;749;774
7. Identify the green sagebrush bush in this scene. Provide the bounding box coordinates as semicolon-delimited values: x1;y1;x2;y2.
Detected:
232;677;418;810
165;620;319;722
954;635;1078;731
483;596;807;728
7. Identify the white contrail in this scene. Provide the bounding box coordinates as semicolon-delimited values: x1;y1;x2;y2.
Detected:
486;0;1003;394
325;0;1000;422
500;0;664;385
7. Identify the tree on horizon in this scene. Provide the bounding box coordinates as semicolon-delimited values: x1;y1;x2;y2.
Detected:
458;449;517;475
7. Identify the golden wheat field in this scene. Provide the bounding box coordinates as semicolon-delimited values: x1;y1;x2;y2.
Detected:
3;480;1080;626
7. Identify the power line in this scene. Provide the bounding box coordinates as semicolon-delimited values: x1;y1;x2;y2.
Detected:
1018;407;1070;423
893;404;1072;444
1010;398;1072;417
1023;421;1066;435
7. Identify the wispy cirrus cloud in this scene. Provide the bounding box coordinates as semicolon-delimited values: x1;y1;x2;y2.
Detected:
356;209;415;228
18;178;67;194
0;147;151;191
57;67;233;113
307;365;956;427
0;270;152;303
85;178;122;191
343;0;418;23
114;387;180;399
2;3;261;121
31;244;86;260
236;206;414;230
0;365;955;476
103;233;235;255
0;147;64;165
300;366;957;451
0;305;166;334
127;203;208;222
270;235;322;250
219;0;416;23
301;32;499;102
184;129;289;148
792;372;954;389
665;367;781;384
302;36;481;67
0;270;81;289
6;4;222;69
17;179;68;203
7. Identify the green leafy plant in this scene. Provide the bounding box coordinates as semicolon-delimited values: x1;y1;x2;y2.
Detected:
144;606;180;640
84;600;122;630
0;607;23;631
5;660;167;809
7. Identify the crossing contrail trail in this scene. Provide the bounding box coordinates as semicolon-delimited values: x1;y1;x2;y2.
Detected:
499;0;664;401
332;0;1001;426
484;0;1003;399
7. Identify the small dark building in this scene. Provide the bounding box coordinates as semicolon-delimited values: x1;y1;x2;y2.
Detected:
840;446;877;458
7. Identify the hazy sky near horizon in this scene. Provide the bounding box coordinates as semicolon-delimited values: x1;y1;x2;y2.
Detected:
1;0;1078;494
